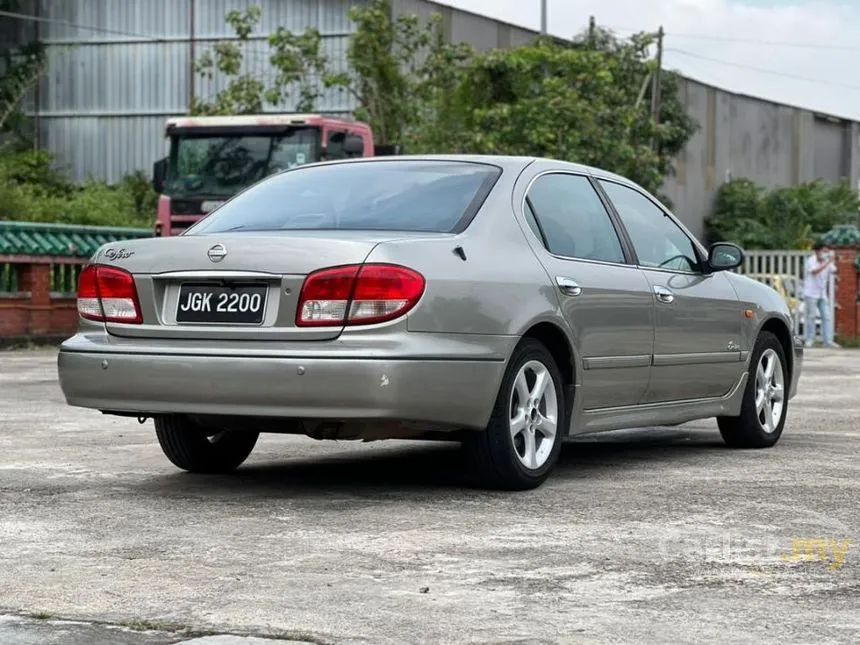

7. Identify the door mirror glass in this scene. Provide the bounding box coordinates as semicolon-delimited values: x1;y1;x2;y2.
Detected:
343;134;364;156
708;242;744;271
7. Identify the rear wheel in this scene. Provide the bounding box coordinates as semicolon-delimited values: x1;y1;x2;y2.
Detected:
717;331;788;448
154;415;259;473
465;338;566;490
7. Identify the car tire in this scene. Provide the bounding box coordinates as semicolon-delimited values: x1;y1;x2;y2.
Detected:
717;331;789;449
154;415;259;473
465;338;566;490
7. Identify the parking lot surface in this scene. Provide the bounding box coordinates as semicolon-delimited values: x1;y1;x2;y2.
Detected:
0;347;858;644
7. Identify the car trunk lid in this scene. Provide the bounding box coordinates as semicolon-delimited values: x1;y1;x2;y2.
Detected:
97;232;411;341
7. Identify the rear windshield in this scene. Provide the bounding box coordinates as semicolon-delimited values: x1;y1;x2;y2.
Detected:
186;159;501;235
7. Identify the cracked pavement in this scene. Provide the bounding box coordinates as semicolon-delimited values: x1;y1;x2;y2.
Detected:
0;347;858;644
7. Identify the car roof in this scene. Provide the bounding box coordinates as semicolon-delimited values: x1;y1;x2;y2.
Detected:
321;153;642;190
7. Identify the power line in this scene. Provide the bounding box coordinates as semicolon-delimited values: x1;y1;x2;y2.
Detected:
0;8;289;71
664;32;860;52
606;24;860;53
0;8;169;42
6;7;860;54
665;48;860;91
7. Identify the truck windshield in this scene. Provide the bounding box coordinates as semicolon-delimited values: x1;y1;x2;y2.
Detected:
164;126;320;198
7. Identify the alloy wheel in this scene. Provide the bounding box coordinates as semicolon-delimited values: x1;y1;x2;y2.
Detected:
509;360;559;470
755;348;785;433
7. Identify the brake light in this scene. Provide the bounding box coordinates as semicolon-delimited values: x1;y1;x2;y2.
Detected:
77;265;143;324
296;263;425;327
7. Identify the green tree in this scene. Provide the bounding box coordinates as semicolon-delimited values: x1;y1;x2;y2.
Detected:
442;28;696;195
191;3;696;196
706;177;860;249
190;6;327;115
192;0;472;147
323;0;473;146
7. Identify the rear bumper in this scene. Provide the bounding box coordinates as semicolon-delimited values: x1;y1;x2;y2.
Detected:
57;339;507;430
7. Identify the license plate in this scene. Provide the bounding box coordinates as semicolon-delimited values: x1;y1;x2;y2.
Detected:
176;282;268;324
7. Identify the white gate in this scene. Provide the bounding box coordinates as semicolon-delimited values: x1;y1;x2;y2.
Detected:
734;250;837;340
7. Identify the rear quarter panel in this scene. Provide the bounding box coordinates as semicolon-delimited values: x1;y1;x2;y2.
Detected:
364;163;563;339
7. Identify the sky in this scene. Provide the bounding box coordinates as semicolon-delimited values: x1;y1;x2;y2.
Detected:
434;0;860;121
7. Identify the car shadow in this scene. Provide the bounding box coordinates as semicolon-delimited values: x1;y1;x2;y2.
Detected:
138;426;730;498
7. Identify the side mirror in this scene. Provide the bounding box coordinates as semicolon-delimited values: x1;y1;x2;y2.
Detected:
343;135;364;156
707;242;744;272
152;157;168;193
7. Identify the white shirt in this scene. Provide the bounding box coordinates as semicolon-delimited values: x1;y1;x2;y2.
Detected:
803;254;836;299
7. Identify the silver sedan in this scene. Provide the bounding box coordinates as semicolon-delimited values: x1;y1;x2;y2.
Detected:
57;155;803;490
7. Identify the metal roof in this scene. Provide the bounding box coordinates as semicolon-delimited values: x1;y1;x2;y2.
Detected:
0;221;152;260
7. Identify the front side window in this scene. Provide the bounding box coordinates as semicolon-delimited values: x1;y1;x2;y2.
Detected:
187;160;501;235
525;173;626;264
599;180;701;273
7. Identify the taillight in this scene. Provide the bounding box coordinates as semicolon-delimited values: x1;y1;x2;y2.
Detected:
296;263;425;327
77;265;143;324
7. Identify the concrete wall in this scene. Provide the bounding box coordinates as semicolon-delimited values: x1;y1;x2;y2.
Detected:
663;77;860;239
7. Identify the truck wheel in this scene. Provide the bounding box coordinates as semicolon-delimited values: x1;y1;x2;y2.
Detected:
465;338;565;490
717;331;789;448
154;415;259;473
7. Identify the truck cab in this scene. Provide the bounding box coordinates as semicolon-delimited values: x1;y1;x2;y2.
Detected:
151;114;384;237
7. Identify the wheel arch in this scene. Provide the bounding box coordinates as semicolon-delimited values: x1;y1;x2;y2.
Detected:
759;316;794;379
516;320;579;437
520;321;576;388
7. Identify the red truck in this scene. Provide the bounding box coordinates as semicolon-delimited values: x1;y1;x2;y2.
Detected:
150;113;400;237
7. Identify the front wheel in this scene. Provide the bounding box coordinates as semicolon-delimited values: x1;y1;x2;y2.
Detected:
717;331;789;448
465;338;566;490
154;415;259;473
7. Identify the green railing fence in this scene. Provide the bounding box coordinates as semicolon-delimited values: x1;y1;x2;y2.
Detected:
0;221;151;295
0;221;152;259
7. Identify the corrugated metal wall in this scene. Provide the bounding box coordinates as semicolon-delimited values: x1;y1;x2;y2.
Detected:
14;0;860;237
32;0;368;182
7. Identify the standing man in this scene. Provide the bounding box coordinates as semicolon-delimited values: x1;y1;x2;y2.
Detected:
803;242;839;348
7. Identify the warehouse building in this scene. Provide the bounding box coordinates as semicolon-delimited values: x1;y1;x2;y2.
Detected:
3;0;859;238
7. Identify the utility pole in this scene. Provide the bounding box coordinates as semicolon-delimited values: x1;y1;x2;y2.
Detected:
540;0;547;34
651;26;664;126
588;15;596;47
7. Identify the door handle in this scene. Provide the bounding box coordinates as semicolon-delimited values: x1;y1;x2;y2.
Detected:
555;276;582;297
653;285;675;304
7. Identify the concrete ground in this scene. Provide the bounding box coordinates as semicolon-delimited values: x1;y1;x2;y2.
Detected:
0;347;857;645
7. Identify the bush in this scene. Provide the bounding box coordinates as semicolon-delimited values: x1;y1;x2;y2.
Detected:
0;146;156;228
706;178;860;250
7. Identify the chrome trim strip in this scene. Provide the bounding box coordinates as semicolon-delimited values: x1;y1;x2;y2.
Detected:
583;354;652;370
153;270;283;280
652;351;741;366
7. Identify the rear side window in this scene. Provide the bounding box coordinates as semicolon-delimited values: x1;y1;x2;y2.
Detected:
525;173;626;264
187;160;501;235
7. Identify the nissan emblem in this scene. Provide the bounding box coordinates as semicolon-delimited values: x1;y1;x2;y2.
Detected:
207;243;227;263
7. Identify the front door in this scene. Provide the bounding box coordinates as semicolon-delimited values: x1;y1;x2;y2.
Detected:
522;171;654;410
597;179;744;403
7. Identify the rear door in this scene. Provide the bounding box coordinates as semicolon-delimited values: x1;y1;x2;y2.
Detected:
596;178;744;403
520;169;654;410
